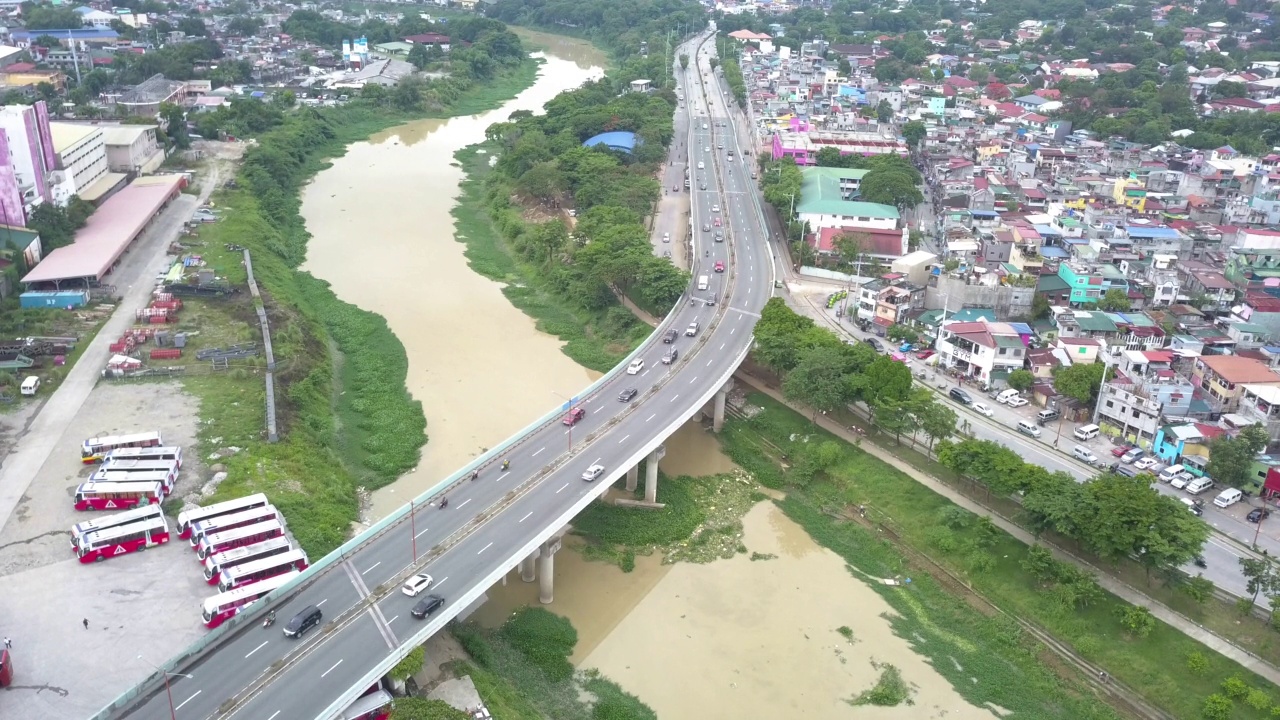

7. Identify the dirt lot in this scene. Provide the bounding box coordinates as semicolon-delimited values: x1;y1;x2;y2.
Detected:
0;381;213;719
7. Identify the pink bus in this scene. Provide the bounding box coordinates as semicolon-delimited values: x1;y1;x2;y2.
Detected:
196;520;285;560
202;537;294;584
176;493;270;539
81;432;163;464
77;514;170;563
70;504;164;551
187;506;280;549
216;548;309;593
74;481;164;511
201;570;300;629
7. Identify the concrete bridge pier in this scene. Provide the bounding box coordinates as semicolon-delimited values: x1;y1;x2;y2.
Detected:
537;530;568;604
519;552;537;583
625;465;639;493
644;445;666;504
713;378;734;433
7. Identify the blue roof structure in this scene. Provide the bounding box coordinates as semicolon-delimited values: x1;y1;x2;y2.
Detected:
583;131;639;154
1126;226;1181;240
11;28;118;41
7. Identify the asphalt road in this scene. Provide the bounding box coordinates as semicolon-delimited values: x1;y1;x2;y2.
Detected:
120;33;777;720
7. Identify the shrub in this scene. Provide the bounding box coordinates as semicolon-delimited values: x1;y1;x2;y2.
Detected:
1222;676;1250;700
500;607;578;682
1116;605;1155;639
1202;694;1232;720
1247;688;1273;712
388;645;425;682
1186;651;1210;674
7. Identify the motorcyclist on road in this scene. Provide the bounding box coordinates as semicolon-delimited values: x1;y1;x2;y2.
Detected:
471;470;479;481
440;497;449;509
502;459;510;471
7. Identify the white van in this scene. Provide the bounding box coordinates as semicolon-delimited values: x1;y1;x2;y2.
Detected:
1072;445;1099;464
1158;464;1185;483
1073;424;1100;441
996;389;1020;404
1186;477;1215;495
1213;488;1243;508
1016;420;1041;438
19;376;39;396
697;275;709;291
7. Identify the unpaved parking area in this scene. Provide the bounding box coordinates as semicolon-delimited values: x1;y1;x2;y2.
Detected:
0;381;211;719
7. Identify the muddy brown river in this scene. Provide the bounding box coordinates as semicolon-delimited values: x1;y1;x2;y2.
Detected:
302;34;993;719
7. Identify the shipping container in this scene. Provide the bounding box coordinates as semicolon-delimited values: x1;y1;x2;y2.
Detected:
19;290;90;309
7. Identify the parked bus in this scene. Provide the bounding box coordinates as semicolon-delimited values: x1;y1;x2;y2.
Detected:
216;548;309;593
73;481;164;511
103;445;183;468
342;687;393;720
0;648;11;688
196;519;285;560
187;506;279;549
70;504;164;550
81;432;163;463
97;458;178;478
176;493;270;539
76;514;170;563
202;536;293;584
91;468;176;495
201;570;301;629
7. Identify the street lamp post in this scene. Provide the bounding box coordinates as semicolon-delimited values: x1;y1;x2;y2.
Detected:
138;655;192;720
409;498;417;560
553;391;577;453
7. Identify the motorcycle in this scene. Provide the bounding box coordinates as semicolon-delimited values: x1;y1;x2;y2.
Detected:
263;611;276;628
440;497;449;509
1193;556;1207;569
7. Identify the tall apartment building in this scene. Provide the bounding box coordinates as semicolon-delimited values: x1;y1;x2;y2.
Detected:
0;101;57;224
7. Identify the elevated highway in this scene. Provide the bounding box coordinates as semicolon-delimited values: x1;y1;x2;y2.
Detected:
107;31;775;720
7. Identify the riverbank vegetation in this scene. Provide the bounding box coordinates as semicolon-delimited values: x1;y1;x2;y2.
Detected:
181;18;534;556
453;40;693;369
487;0;706;56
720;299;1280;718
449;608;656;720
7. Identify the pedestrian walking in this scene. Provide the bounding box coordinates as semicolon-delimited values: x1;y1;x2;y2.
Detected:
3;637;10;649
83;618;89;630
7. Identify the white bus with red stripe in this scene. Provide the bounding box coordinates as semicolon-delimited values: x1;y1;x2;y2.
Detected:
74;481;164;511
202;537;293;584
342;688;393;720
196;520;285;560
70;504;165;551
187;506;279;549
201;570;300;629
103;445;183;468
91;468;176;495
77;514;170;563
96;458;178;480
216;548;309;593
81;432;163;463
176;493;270;539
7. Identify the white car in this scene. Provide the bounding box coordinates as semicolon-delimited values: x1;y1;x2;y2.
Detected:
1133;456;1159;470
1169;473;1191;490
582;464;605;482
627;359;645;375
972;402;994;417
402;573;433;597
712;204;720;212
1005;396;1029;408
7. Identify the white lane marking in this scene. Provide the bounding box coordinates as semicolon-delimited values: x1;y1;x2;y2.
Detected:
362;561;381;575
646;413;656;422
641;370;650;377
175;691;201;711
458;498;472;509
730;327;736;334
619;434;631;444
557;482;569;493
720;342;725;350
435;576;449;589
519;511;532;523
246;641;268;658
317;599;329;607
321;660;344;678
268;713;281;720
532;447;545;457
415;527;431;539
670;394;680;403
478;542;493;555
388;615;399;624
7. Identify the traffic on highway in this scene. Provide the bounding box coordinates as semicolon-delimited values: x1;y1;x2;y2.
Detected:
117;31;775;720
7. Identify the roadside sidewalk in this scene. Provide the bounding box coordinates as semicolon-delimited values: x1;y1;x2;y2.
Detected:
736;371;1280;686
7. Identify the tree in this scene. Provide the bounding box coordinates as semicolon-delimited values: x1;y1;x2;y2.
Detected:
968;63;990;84
1031;293;1051;319
859;168;923;210
159;102;189;149
1074;473;1208;570
1213;80;1248;99
389;697;469;720
1052;362;1107;404
872;397;914;443
680;54;689;69
1097;288;1131;311
1006;369;1034;392
24;6;85;30
917;397;957;450
876;99;893;124
177;17;208;37
886;324;919;344
1207;425;1270;489
901;120;926;148
1116;604;1155;638
862;355;913;404
783;345;854;423
1238;557;1279;606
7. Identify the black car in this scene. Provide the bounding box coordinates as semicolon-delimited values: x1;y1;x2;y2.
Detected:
1248;508;1271;523
283;605;322;639
864;338;884;352
662;348;679;364
618;387;638;402
663;329;678;344
949;388;972;405
411;594;446;619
